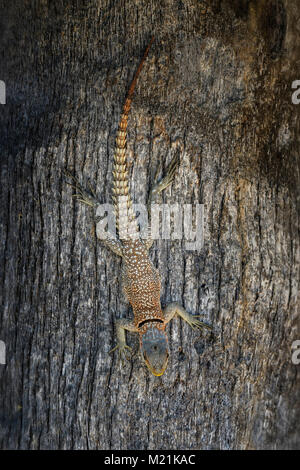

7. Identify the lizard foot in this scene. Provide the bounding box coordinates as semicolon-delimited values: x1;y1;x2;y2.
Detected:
184;315;212;331
64;169;99;208
109;343;133;364
150;152;180;198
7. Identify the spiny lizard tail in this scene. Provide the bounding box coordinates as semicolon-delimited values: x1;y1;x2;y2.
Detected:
112;37;154;240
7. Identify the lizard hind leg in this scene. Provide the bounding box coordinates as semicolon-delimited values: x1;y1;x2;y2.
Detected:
148;151;180;208
64;169;123;257
145;151;180;249
64;169;100;208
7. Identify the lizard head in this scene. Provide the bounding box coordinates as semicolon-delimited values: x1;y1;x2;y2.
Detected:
139;322;169;376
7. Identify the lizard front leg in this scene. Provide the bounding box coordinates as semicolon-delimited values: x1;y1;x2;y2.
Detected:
163;302;212;331
110;318;138;362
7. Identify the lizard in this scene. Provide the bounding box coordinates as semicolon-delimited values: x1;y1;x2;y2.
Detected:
66;37;211;376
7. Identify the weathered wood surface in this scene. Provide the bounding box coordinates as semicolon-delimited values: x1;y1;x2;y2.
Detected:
0;0;299;450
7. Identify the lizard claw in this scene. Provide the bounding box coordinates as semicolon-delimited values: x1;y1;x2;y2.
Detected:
154;153;180;194
64;169;99;207
165;152;180;180
149;152;180;201
109;343;133;364
186;315;212;331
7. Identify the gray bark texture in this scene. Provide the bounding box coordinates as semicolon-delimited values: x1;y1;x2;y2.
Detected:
0;0;299;450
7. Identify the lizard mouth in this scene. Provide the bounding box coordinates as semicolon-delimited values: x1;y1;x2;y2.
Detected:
146;362;168;376
152;370;165;377
144;352;169;376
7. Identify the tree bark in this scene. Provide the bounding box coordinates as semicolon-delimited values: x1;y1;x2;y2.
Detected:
0;0;299;450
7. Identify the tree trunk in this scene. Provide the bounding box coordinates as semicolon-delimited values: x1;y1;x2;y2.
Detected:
0;0;299;450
